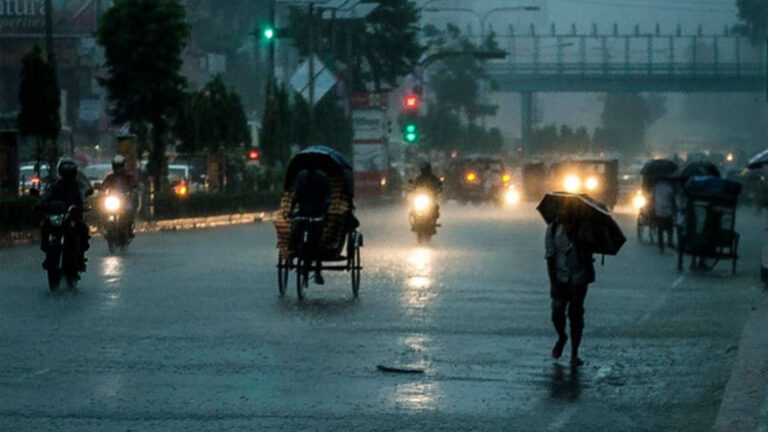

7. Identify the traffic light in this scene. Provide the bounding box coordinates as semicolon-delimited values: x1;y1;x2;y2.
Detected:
247;149;261;161
403;93;419;111
403;123;419;144
263;26;275;40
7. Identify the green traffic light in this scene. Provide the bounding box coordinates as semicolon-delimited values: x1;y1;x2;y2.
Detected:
404;123;418;143
264;27;275;40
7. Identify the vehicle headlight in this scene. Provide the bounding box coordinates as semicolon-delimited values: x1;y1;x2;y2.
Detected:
465;172;477;183
633;192;647;209
104;195;121;212
502;174;511;183
505;187;520;204
563;175;581;193
585;176;599;191
413;194;431;212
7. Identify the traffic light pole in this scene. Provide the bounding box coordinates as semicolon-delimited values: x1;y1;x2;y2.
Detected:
268;0;276;80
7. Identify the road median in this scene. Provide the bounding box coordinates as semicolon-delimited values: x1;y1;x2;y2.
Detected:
0;210;277;247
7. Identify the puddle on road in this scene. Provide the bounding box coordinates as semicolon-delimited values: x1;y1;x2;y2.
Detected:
402;247;437;311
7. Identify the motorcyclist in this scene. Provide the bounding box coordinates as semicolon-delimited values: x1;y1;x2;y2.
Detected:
412;162;443;194
100;155;139;236
39;158;90;270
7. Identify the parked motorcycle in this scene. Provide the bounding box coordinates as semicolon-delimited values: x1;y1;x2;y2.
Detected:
409;188;440;244
42;201;86;291
100;191;133;253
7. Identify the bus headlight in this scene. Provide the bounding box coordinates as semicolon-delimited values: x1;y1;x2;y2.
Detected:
585;176;599;191
563;175;581;193
505;187;520;204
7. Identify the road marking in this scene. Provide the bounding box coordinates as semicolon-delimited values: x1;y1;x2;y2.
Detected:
638;275;685;324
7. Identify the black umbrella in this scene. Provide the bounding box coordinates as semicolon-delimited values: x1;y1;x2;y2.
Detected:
537;192;626;256
641;159;678;180
747;149;768;169
677;161;720;183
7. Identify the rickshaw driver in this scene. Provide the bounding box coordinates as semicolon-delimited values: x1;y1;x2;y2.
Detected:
290;166;332;284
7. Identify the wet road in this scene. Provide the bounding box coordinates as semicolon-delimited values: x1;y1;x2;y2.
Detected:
0;202;764;431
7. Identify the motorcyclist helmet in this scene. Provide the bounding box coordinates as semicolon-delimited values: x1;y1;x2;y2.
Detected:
57;158;78;181
420;162;432;176
112;154;126;172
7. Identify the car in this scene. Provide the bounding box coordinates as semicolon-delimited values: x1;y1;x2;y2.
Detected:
18;164;50;194
444;156;513;205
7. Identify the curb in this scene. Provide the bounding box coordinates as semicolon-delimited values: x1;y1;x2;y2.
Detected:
0;210;278;247
713;292;768;432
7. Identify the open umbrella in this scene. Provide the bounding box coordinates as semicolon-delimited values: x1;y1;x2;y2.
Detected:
747;149;768;169
676;161;720;183
537;192;626;256
641;159;678;180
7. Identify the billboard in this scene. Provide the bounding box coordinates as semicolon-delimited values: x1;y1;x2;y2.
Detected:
0;0;100;35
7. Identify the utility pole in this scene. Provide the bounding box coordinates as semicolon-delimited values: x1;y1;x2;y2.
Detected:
44;0;54;61
307;2;315;143
268;0;276;80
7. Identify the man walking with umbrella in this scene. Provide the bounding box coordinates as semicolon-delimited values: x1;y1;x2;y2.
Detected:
545;206;594;366
538;193;627;367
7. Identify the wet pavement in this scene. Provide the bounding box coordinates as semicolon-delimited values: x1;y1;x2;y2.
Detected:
0;202;765;431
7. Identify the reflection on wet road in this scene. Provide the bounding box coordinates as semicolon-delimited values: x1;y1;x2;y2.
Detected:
0;202;764;431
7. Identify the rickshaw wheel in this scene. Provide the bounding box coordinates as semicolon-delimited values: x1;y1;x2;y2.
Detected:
277;253;289;296
296;257;308;301
350;236;361;298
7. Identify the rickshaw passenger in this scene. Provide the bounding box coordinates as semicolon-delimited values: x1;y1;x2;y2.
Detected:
291;167;332;284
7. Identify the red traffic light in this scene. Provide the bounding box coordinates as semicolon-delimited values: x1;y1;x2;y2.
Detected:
403;94;419;110
247;149;261;160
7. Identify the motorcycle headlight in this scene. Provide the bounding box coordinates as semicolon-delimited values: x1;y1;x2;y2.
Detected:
413;194;431;212
585;176;599;191
505;187;520;204
633;192;647;209
104;195;121;212
563;175;581;193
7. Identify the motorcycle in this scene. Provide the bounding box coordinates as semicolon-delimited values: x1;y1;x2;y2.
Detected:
409;188;440;244
100;191;133;253
42;201;86;291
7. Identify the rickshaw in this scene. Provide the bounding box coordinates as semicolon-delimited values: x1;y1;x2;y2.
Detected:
676;176;741;274
273;146;363;300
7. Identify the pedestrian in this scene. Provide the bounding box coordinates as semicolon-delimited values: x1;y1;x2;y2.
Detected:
545;206;595;367
653;179;676;252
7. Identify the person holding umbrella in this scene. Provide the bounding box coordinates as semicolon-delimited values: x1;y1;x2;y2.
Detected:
539;193;626;366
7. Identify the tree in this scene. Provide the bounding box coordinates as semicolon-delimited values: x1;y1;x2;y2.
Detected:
96;0;190;193
596;93;666;155
174;76;251;191
259;80;293;169
735;0;768;41
419;24;500;153
286;0;423;91
17;44;60;180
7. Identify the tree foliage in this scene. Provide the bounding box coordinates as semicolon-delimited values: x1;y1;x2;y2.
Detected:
18;45;60;142
418;24;501;153
259;80;293;168
17;44;61;179
96;0;190;191
735;0;768;41
175;76;251;155
595;93;666;155
286;0;423;91
530;124;594;155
